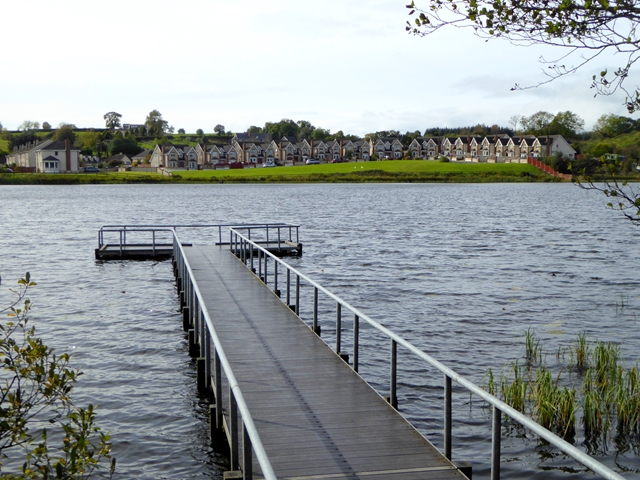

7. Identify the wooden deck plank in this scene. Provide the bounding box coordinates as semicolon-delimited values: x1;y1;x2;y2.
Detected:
183;245;468;480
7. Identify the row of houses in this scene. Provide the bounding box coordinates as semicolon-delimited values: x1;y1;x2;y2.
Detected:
149;133;576;169
6;132;576;173
6;139;80;173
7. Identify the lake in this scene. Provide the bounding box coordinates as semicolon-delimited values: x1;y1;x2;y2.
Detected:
0;183;638;479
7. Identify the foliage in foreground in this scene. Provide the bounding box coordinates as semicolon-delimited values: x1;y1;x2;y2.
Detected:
0;274;114;478
488;329;640;454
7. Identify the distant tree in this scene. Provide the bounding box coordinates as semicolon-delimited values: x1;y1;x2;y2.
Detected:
196;128;204;135
590;142;613;158
508;115;523;134
145;110;168;136
297;120;315;140
264;119;299;140
213;124;225;135
0;121;3;132
521;111;555;136
246;125;263;136
103;112;122;131
42;121;51;131
53;124;76;143
548;111;585;139
9;131;37;150
178;128;186;134
18;120;40;131
167;125;175;134
311;128;330;141
109;136;142;156
593;114;637;138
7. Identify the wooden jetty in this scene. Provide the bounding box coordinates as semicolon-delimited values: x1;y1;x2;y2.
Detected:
178;245;470;480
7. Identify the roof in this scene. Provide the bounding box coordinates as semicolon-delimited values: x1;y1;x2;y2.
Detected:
42;155;59;161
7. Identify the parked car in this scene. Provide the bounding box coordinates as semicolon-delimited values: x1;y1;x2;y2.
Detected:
331;159;345;163
263;160;276;168
84;166;101;173
305;158;320;165
1;167;13;173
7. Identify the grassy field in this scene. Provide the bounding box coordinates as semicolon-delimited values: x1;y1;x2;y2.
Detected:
0;160;561;184
169;160;554;183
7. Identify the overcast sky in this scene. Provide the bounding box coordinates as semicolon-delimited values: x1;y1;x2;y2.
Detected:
2;0;637;135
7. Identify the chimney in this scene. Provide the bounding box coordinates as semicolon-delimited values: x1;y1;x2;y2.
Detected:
65;139;71;171
203;144;208;165
162;145;166;167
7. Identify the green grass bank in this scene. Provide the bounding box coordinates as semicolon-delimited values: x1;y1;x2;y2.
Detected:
0;160;561;185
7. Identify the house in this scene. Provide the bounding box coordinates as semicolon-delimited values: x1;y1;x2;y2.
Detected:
150;145;199;169
105;153;133;166
131;150;151;165
6;139;79;173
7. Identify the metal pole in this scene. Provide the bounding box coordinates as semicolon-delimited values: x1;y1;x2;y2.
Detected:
243;422;253;480
264;251;268;284
295;274;300;316
353;314;359;373
390;339;397;409
230;388;238;470
204;325;211;389
445;375;452;460
152;230;156;256
214;350;222;429
313;287;318;332
258;249;262;280
336;303;342;353
491;405;502;480
250;240;254;272
286;269;290;306
274;261;279;295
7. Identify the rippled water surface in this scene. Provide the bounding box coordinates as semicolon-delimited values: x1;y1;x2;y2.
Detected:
1;183;639;479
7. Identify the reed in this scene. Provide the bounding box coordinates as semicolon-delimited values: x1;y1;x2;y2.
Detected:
532;366;556;430
574;331;589;373
524;327;542;365
501;361;528;413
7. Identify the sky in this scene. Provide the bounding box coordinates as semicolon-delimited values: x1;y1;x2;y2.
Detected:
1;0;637;136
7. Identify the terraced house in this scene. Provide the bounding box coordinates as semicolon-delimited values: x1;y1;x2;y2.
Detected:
148;133;574;170
408;134;575;162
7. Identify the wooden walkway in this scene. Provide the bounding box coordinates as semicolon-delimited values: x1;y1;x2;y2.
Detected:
183;245;469;480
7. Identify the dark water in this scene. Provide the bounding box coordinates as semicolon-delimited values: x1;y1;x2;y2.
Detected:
0;183;639;479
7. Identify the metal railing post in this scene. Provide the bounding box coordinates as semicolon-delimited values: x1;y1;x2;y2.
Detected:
445;375;452;460
214;350;222;429
258;249;262;280
230;389;239;469
295;274;300;316
390;340;397;409
313;287;318;332
204;325;211;389
243;423;253;480
274;261;279;295
264;251;268;284
286;269;291;306
336;303;342;353
491;406;502;480
353;314;359;373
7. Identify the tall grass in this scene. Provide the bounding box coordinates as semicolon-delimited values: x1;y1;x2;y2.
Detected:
486;330;637;446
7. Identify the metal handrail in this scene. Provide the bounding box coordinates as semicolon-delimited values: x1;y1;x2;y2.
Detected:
172;230;277;480
228;228;626;480
98;223;299;250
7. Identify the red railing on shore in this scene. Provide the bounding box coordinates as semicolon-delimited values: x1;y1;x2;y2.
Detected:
527;158;572;180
